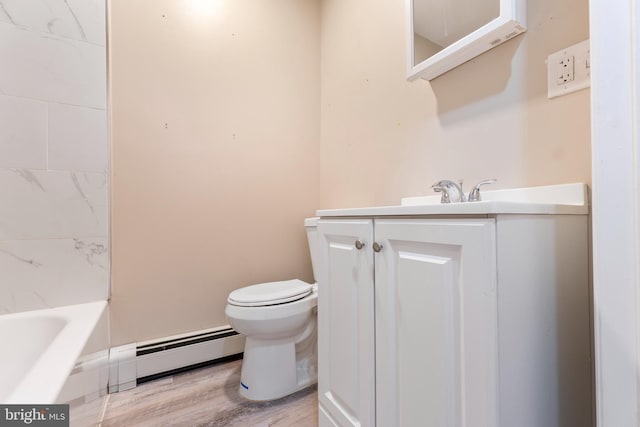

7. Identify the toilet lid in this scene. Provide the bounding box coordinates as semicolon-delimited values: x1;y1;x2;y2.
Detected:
227;279;313;307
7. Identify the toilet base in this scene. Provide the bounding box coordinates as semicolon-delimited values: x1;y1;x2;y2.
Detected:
238;317;317;401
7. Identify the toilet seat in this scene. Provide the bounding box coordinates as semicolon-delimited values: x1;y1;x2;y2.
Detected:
227;279;313;307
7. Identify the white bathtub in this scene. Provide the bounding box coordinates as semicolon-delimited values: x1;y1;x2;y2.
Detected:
0;301;108;405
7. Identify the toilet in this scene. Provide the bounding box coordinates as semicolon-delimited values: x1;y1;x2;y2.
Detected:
225;217;319;401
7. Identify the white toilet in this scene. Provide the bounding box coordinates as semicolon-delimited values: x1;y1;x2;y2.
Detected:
225;217;319;401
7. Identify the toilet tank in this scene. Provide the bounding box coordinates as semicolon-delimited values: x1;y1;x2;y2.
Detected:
304;217;320;282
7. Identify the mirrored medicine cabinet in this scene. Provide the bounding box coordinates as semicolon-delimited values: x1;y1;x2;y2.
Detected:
407;0;527;81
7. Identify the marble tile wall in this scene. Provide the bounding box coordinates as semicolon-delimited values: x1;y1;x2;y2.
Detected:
0;0;108;314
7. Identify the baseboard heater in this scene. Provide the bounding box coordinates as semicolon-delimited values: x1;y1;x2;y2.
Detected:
134;326;246;385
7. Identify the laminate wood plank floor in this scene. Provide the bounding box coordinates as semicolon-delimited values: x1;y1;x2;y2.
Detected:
100;358;318;427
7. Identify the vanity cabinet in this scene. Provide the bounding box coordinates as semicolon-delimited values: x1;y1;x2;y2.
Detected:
317;214;592;427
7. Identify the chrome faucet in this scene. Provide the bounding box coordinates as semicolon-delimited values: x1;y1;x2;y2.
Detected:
432;178;497;203
432;179;467;203
468;179;497;202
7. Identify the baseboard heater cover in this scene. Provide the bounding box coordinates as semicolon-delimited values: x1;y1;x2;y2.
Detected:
135;326;245;384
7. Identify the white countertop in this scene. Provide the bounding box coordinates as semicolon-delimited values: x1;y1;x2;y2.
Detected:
316;183;589;217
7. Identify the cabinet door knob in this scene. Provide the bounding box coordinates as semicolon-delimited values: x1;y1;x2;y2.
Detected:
373;242;383;252
355;240;365;250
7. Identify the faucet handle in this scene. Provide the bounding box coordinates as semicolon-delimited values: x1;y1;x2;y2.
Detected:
468;179;497;202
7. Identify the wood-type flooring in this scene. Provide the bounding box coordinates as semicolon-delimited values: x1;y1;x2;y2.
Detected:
100;358;318;427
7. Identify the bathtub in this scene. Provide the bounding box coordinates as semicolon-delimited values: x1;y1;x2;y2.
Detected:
0;301;109;407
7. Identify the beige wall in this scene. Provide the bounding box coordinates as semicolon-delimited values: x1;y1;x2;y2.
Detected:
110;0;589;346
319;0;590;209
109;0;320;345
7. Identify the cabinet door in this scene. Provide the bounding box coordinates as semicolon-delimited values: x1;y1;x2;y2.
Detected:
375;219;497;427
317;219;375;427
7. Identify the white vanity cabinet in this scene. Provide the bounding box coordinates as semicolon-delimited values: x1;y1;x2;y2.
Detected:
317;213;592;427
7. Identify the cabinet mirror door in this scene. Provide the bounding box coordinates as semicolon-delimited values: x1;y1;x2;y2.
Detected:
408;0;527;80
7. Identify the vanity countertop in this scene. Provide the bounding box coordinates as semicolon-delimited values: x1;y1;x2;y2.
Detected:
316;183;589;217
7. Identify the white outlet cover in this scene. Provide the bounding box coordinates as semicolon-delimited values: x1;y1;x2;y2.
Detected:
547;39;590;99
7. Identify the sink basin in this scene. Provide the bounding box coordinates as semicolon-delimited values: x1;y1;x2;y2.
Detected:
316;183;589;217
401;182;587;206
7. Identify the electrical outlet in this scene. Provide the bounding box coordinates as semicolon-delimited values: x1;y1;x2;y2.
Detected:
557;56;574;84
547;39;590;99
